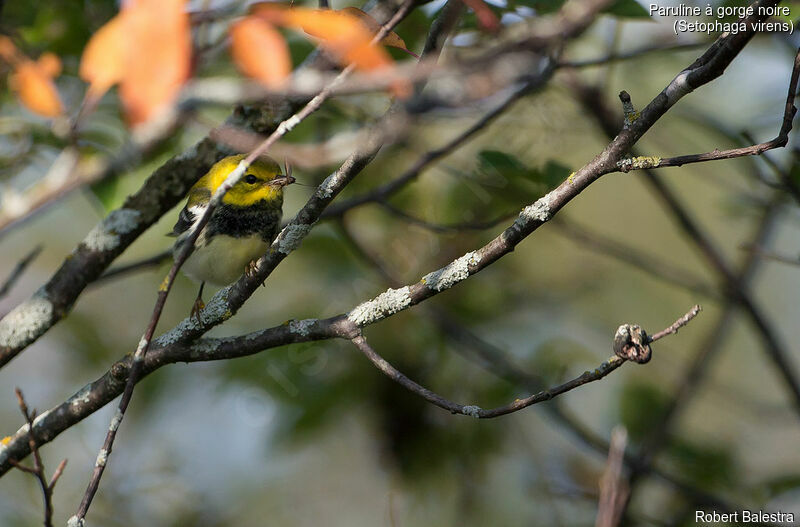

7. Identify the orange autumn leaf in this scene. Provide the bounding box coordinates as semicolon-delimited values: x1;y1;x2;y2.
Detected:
80;15;126;99
79;0;191;125
230;17;291;87
251;5;392;72
339;7;418;58
0;35;18;62
120;0;191;125
9;60;64;118
36;52;62;77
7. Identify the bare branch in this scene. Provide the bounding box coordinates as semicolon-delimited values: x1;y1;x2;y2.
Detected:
351;305;702;419
551;219;720;299
560;42;707;69
0;245;41;300
616;48;799;172
8;388;67;527
743;244;800;267
93;250;172;286
570;43;800;415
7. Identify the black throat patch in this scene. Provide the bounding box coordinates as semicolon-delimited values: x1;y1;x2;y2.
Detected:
207;202;283;243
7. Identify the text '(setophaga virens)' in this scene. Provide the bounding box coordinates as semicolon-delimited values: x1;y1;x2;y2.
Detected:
170;154;295;317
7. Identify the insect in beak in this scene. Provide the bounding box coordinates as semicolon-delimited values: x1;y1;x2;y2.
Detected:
270;175;295;187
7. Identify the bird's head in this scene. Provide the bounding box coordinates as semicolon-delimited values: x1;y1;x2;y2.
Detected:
189;154;295;209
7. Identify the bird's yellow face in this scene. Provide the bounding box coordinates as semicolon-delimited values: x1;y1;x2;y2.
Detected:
188;154;292;208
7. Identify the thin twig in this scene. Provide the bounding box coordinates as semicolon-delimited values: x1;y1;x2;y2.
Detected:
743;244;800;266
322;79;548;218
9;388;67;527
0;245;41;300
551;219;719;299
350;305;702;419
92;250;173;286
560;42;707;68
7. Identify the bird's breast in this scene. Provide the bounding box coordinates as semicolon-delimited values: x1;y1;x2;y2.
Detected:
180;233;268;286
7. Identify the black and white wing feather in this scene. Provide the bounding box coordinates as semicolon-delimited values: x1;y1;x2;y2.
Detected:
169;205;197;238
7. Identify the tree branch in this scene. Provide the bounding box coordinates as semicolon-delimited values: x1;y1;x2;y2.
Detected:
7;388;67;527
616;47;799;172
0;245;41;300
350;305;701;418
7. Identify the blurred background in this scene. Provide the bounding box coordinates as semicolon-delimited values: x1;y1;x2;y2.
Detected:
1;0;800;525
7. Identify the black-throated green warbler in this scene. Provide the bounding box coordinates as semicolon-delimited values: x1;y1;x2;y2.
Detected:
170;154;295;317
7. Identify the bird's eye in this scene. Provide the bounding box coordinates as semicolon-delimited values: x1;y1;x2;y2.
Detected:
244;174;258;184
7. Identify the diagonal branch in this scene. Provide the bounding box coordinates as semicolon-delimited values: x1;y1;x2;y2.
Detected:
0;245;41;300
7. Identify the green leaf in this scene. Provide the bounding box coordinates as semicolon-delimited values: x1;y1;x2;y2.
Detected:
603;0;652;18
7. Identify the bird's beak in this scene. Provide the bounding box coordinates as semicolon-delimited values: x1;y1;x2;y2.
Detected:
270;175;295;188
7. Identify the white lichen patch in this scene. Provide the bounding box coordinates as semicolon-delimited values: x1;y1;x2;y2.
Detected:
461;405;482;418
274;223;314;254
155;288;232;346
514;193;552;230
70;384;93;408
0;291;54;348
422;252;481;292
347;287;412;326
316;173;337;199
82;208;142;252
109;408;123;432
289;319;316;336
67;515;85;527
95;449;108;467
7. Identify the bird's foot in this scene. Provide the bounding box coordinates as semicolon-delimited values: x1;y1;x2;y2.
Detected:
191;297;205;323
245;259;265;286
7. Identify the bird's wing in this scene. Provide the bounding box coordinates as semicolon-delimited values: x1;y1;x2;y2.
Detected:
168;205;196;237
